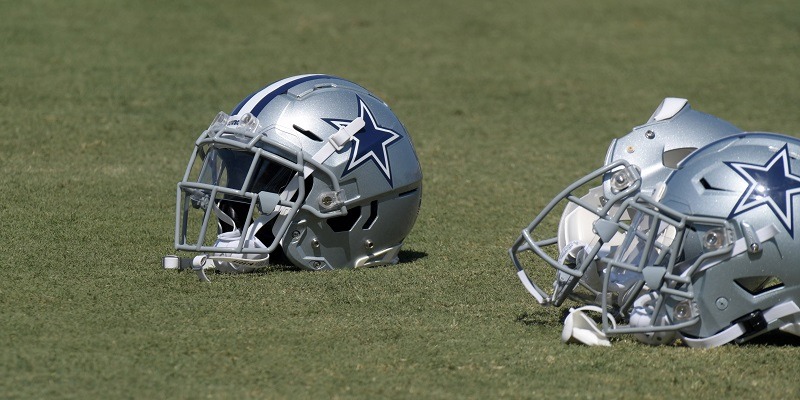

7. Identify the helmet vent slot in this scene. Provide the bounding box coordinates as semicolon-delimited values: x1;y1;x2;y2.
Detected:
398;188;419;198
699;177;734;192
326;206;362;232
735;276;784;295
293;124;323;142
662;147;697;169
362;200;379;230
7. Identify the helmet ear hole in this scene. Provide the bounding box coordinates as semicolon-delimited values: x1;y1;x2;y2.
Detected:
362;200;379;230
735;276;785;295
326;206;363;232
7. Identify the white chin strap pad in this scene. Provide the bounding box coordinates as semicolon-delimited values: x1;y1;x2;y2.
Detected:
211;229;268;273
629;292;677;345
562;305;617;346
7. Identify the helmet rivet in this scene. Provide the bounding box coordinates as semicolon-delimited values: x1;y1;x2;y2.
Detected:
645;130;655;139
626;146;635;153
365;240;374;249
715;297;729;310
749;243;760;253
312;238;320;248
292;230;301;239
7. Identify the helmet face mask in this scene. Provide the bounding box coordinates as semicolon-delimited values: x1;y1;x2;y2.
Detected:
172;75;423;275
510;159;643;306
595;193;735;335
176;116;314;271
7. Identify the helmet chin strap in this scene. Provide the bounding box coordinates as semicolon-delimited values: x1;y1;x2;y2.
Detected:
205;201;275;271
162;204;275;281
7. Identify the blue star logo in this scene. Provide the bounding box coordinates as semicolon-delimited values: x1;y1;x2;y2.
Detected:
323;97;401;186
726;144;800;237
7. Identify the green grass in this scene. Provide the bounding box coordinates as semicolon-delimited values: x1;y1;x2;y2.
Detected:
2;0;800;398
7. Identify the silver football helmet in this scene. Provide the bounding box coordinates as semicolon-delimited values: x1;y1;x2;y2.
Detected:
511;98;741;307
591;133;800;347
166;74;422;280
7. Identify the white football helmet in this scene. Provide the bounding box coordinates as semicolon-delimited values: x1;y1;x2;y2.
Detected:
165;75;423;280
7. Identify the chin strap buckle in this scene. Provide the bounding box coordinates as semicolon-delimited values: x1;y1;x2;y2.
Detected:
733;310;768;337
162;255;192;270
161;255;212;282
328;116;364;150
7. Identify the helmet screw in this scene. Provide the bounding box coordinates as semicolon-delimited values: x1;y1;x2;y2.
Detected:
645;130;656;139
292;230;301;239
703;228;726;251
321;195;333;207
610;170;631;192
715;297;729;310
312;238;320;248
364;240;374;250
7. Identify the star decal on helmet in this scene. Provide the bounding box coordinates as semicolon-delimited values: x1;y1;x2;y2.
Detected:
726;144;800;237
323;97;401;186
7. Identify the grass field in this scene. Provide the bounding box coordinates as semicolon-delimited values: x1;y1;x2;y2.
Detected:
2;1;800;398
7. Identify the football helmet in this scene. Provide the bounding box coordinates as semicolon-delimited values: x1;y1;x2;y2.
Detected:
510;98;741;307
166;74;422;280
590;132;800;347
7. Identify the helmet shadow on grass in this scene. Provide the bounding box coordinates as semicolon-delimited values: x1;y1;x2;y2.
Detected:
513;309;565;328
739;331;800;347
209;249;429;277
513;308;800;347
